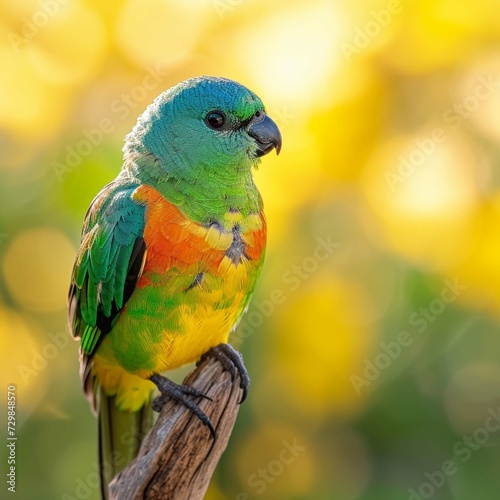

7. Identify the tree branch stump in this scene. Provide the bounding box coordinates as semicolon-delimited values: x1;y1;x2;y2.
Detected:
109;356;243;499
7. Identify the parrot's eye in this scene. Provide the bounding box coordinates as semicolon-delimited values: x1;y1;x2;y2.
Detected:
205;111;226;129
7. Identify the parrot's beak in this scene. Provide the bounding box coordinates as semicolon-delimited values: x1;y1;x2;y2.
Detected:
247;112;282;157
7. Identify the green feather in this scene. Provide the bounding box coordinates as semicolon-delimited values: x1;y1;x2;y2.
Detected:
70;179;146;354
82;325;100;354
97;387;153;499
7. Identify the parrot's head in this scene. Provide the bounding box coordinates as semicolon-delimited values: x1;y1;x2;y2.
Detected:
123;76;282;185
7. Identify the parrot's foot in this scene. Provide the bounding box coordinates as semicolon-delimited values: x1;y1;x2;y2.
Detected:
150;373;215;437
198;343;250;403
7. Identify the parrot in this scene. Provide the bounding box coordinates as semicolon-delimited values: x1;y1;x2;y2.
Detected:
67;76;282;498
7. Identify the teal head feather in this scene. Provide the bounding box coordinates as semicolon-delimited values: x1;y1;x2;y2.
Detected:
121;77;282;221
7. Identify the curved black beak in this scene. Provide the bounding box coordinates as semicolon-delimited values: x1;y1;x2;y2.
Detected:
247;112;282;157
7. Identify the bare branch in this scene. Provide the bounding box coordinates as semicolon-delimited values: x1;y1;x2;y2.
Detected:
109;357;242;500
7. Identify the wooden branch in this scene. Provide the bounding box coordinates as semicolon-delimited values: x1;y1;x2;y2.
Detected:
109;356;242;500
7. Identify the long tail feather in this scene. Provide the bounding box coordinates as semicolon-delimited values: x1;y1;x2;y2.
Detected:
97;386;153;499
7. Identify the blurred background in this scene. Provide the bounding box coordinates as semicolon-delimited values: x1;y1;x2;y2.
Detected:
1;0;500;498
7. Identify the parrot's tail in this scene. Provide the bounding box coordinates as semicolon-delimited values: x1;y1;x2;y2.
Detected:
97;386;154;499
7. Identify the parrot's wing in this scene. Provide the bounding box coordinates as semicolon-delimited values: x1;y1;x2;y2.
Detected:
68;180;147;398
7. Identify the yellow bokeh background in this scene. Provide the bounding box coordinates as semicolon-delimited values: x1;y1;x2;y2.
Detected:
1;0;500;498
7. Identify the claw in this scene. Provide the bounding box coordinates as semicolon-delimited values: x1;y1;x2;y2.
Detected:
199;348;236;381
150;373;215;437
201;344;250;403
